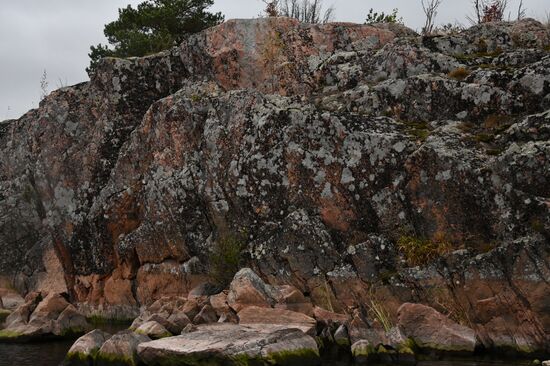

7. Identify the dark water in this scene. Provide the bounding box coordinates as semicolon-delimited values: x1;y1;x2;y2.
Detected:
0;322;129;366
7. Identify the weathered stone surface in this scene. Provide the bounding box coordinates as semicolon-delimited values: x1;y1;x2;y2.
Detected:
227;268;276;312
137;323;320;366
65;329;111;365
0;17;549;354
97;330;150;366
192;304;218;325
0;292;90;342
398;303;476;353
238;306;317;336
135;321;172;339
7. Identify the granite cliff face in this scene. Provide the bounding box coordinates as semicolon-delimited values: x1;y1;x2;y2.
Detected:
1;17;549;353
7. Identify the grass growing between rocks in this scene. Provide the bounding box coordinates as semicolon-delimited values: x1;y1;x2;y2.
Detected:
367;299;393;332
397;235;452;267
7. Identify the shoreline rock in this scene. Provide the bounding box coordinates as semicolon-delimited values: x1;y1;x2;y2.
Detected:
137;323;320;366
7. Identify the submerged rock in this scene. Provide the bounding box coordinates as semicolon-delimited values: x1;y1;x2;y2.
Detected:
137;323;320;366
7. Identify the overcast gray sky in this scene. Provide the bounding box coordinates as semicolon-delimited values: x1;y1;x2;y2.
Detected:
1;0;548;119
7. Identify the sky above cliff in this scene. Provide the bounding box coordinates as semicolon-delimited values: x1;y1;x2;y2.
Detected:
1;0;548;119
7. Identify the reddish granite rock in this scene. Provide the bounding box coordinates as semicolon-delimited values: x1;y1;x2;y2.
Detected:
0;17;549;355
193;304;218;325
398;303;476;353
137;323;320;366
227;268;276;313
238;306;317;336
273;285;314;316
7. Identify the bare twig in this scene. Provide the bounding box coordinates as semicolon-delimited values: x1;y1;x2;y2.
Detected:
421;0;443;35
516;0;526;20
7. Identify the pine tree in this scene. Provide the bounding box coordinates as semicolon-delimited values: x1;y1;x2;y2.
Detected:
87;0;223;75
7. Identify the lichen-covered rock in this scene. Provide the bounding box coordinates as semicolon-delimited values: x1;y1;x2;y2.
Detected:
0;17;549;355
227;268;276;312
137;323;320;366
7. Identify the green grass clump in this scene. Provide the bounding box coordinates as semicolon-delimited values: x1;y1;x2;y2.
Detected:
448;67;471;81
397;235;452;267
367;300;393;332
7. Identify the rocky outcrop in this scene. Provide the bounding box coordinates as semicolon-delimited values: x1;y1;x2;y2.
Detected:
1;16;549;356
0;292;90;342
137;323;320;366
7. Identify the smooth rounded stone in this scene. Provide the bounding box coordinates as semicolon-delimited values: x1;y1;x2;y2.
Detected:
238;306;317;336
65;329;111;365
138;323;320;366
542;361;550;366
398;303;476;353
97;330;151;366
227;268;276;312
135;321;172;339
